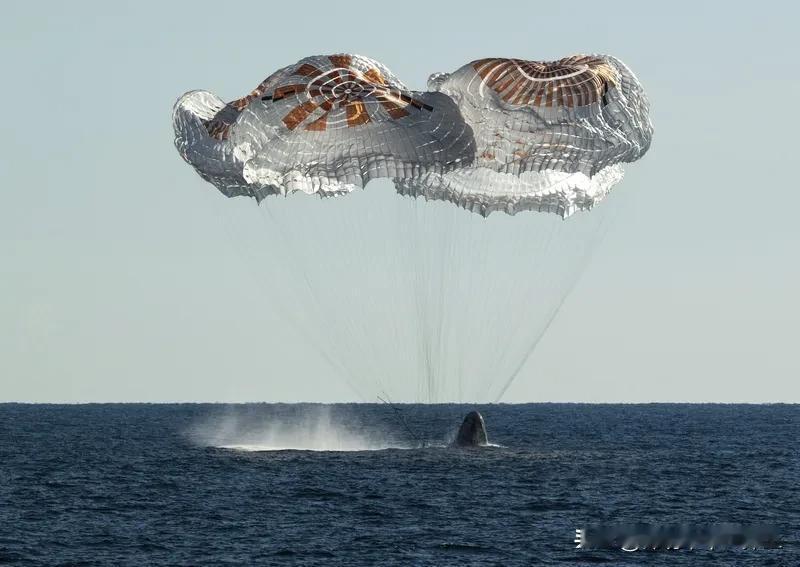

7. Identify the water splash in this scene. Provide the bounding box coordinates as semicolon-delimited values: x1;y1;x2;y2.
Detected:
189;406;409;452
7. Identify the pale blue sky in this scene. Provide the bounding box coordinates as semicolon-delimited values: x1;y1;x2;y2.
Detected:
2;1;798;402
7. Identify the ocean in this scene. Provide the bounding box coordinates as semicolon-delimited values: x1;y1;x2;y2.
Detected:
1;403;797;565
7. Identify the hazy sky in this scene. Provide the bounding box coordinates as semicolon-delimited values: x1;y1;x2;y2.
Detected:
2;1;798;403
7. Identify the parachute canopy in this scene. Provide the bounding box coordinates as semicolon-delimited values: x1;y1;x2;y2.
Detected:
174;53;651;217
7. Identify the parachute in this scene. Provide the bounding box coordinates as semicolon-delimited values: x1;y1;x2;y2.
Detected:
173;53;652;402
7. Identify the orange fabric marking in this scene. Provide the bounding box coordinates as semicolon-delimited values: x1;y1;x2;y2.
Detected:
282;100;318;130
273;84;307;100
363;68;385;85
328;54;352;68
345;100;371;127
295;63;322;78
305;114;327;131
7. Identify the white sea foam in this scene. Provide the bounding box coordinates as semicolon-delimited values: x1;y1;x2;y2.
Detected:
189;406;410;452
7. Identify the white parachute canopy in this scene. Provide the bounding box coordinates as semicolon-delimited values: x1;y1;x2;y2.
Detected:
173;53;652;401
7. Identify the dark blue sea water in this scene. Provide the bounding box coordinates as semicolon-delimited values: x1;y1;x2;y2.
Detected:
1;404;797;565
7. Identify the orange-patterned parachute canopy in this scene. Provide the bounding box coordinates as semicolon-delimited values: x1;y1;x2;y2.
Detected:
174;53;651;217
